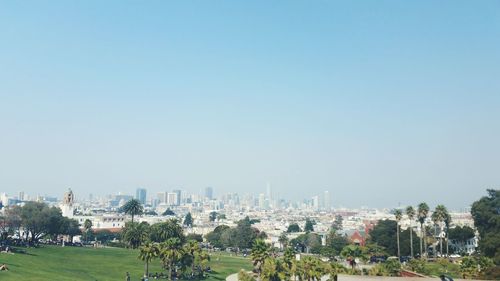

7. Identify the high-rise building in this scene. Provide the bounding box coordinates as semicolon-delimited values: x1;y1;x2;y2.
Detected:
18;191;25;201
157;192;167;204
312;195;320;210
205;187;213;200
167;192;178;206
324;190;331;210
135;188;147;204
172;189;181;205
258;193;266;210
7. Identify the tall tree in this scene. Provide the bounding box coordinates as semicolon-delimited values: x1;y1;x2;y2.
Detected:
444;212;452;257
184;240;201;275
304;218;315;232
83;219;93;242
149;219;185;243
121;199;143;223
287;223;301;233
405;206;416;257
160;238;184;280
432;204;448;256
278;232;289;250
183;212;194;227
251;239;270;274
470;189;500;264
417;203;430;258
209;211;217;222
139;242;160;278
122;221;149;248
331;215;343;233
394;209;403;258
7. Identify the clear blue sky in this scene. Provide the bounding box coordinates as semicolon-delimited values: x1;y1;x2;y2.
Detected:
0;1;499;209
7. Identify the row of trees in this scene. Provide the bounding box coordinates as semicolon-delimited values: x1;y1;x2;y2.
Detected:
205;216;267;250
0;202;81;243
391;203;451;259
138;239;210;279
245;239;405;281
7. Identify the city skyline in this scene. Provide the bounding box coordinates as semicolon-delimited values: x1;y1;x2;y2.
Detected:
1;1;499;209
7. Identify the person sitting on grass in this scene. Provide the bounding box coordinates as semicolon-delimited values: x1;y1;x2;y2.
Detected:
0;263;9;271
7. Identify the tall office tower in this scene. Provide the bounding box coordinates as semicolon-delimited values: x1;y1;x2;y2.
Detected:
266;182;272;200
167;192;178;206
18;191;25;201
324;190;331;210
157;192;168;204
258;193;266;210
172;189;181;205
135;188;147;204
312;195;320;210
205;187;213;200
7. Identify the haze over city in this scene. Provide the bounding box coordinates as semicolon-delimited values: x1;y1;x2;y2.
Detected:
1;1;499;209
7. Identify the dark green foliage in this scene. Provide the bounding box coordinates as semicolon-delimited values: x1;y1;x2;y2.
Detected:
149;219;185;243
183;212;193;227
471;189;500;264
448;226;475;243
331;215;343;232
368;219;419;257
162;208;175;216
186;233;203;242
205;218;264;250
120;199;144;223
286;223;301;233
209;211;217;222
290;233;321;253
304;218;315;232
121;221;150;248
205;225;230;248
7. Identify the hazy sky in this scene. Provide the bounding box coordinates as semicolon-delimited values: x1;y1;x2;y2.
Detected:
1;1;499;209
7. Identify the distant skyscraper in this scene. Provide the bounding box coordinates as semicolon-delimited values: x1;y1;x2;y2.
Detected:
18;191;25;201
135;188;147;204
167;192;178;206
157;192;167;204
266;182;272;200
324;190;331;210
172;189;181;205
205;187;213;200
312;195;320;210
258;193;266;210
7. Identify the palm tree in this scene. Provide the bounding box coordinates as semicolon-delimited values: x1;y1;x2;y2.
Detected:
139;242;160;278
433;204;448;257
160;238;184;280
83;219;92;242
121;199;144;223
405;206;415;258
444;212;451;257
122;222;149;248
417;202;429;258
340;245;367;270
394;209;403;258
279;232;289;250
251;239;270;274
184;240;201;275
198;251;211;276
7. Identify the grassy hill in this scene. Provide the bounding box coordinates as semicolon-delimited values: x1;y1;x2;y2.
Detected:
0;246;251;281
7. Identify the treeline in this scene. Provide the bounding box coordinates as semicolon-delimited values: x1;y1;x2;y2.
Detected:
0;202;80;243
204;216;267;250
119;219;210;279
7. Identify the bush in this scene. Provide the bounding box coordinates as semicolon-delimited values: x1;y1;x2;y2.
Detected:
238;270;256;281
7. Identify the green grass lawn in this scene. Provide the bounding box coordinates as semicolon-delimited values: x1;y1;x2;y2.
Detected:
0;246;252;281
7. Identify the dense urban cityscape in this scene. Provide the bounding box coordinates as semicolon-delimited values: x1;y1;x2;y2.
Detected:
1;1;499;280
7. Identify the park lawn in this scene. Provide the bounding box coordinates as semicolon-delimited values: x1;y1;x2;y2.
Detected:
0;246;252;281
